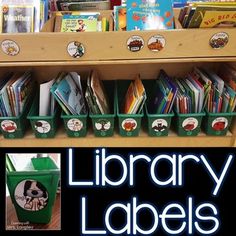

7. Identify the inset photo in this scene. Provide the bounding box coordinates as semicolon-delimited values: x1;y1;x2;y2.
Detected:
5;153;61;230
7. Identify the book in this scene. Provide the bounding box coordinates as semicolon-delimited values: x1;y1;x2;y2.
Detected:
61;13;100;32
114;6;126;31
0;5;34;33
126;0;174;31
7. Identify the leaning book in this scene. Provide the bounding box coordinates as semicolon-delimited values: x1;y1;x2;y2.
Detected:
0;4;34;33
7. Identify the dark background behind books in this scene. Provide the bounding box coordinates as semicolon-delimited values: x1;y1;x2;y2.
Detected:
0;147;235;235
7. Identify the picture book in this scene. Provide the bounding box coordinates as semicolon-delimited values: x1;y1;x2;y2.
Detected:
126;0;174;31
61;13;100;32
114;5;126;31
0;5;34;33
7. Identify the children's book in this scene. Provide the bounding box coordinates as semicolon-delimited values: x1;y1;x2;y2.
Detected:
114;5;126;31
126;0;174;31
0;5;34;33
60;13;100;32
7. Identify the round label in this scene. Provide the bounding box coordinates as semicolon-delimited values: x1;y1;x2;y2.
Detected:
151;119;168;132
95;119;111;131
1;120;17;133
210;32;229;49
148;35;166;52
182;117;198;131
67;41;85;58
67;118;83;131
1;40;20;56
212;117;228;131
127;36;144;52
14;180;48;211
122;118;137;132
34;120;51;134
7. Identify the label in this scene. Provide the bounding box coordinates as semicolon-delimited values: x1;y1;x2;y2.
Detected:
67;41;85;58
210;32;229;49
1;40;20;56
151;119;168;132
34;120;51;134
122;118;137;132
127;36;144;52
212;117;228;131
1;120;17;133
182;118;198;131
148;35;166;52
67;118;83;131
14;180;48;211
95;119;111;131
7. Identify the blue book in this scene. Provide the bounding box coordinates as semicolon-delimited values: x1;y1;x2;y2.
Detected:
126;0;174;31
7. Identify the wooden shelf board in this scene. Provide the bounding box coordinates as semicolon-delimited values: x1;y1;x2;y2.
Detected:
0;128;233;147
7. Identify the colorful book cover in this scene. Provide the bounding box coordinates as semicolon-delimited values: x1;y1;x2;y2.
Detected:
1;5;34;33
126;0;174;31
61;13;99;32
114;6;126;31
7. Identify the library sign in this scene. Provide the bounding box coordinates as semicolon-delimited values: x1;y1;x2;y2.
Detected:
67;148;234;235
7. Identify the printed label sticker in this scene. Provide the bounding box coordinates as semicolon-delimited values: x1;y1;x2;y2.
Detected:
67;118;83;131
151;119;168;132
95;119;111;131
148;35;166;52
182;117;198;131
67;41;85;58
1;40;20;56
1;120;17;133
210;32;229;49
122;118;137;131
34;120;51;134
127;36;144;52
212;117;228;131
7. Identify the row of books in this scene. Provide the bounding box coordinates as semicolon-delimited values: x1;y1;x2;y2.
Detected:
178;1;236;28
0;71;35;117
39;70;110;116
0;0;49;33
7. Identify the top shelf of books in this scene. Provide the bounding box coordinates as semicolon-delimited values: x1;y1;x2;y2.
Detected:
0;9;236;63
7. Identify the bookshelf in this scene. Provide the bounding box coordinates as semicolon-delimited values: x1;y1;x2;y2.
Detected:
1;12;236;147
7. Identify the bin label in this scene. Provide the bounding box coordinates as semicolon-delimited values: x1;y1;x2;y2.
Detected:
95;119;111;131
67;118;83;131
1;120;17;133
1;39;20;56
127;36;144;52
14;180;48;211
210;32;229;49
148;35;165;52
182;118;198;131
67;41;85;58
34;120;51;134
122;118;137;132
212;117;228;131
151;119;168;132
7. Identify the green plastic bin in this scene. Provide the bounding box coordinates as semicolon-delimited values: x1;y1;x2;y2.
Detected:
0;100;32;139
90;81;116;137
61;111;88;137
174;111;205;136
117;80;144;137
6;157;60;224
203;111;236;136
27;99;60;138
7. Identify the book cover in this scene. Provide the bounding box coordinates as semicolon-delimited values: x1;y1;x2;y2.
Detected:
1;5;34;33
114;6;126;31
126;0;174;31
61;13;99;32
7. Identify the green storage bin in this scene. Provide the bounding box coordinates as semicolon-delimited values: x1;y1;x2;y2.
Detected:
0;100;31;139
117;80;144;137
203;111;236;136
90;81;116;137
27;99;60;138
6;157;60;224
174;111;205;136
61;111;88;137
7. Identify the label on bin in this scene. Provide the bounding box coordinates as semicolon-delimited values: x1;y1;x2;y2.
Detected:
1;120;17;133
67;118;83;131
95;119;111;131
127;36;144;52
67;41;85;58
212;117;228;131
1;39;20;56
122;118;137;132
14;180;48;211
209;32;229;49
34;120;51;134
148;35;165;52
151;119;168;132
182;118;198;131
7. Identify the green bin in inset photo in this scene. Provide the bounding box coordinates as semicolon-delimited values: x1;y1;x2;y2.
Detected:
117;80;144;137
203;111;236;136
27;99;60;138
174;111;205;136
90;81;116;137
6;157;60;224
0;100;32;139
61;111;88;137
